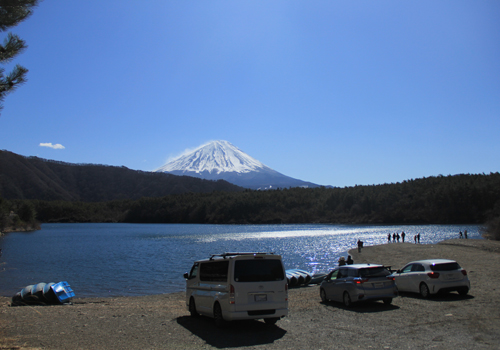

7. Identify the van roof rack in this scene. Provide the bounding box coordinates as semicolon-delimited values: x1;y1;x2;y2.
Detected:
210;252;275;260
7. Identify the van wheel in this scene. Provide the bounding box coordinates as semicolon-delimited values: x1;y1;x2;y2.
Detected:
264;317;279;325
343;292;352;307
189;297;199;317
214;303;226;328
419;283;430;298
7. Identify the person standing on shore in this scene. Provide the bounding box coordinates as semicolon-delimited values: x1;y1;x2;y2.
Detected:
388;233;391;243
417;233;421;243
347;255;354;265
401;231;405;243
464;230;468;239
357;239;363;252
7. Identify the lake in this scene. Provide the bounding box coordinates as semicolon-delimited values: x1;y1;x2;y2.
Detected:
0;223;481;298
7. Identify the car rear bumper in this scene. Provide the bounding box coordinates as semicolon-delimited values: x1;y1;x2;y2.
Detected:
224;307;288;321
430;280;470;294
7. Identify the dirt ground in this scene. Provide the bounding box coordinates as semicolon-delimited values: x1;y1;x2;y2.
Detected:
1;239;499;350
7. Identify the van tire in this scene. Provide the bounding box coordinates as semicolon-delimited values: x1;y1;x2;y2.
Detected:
264;317;279;325
189;297;199;317
214;303;226;328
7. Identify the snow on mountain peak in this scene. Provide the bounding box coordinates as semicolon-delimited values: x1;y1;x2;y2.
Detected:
155;140;271;175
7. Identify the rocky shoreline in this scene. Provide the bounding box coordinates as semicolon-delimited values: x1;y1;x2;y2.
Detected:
1;238;499;349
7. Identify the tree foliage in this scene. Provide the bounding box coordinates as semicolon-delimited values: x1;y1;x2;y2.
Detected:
0;0;40;112
21;173;500;234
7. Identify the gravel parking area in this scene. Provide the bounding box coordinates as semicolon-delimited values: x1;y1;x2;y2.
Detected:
1;239;499;349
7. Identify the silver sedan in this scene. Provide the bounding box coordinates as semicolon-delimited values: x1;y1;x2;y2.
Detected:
320;264;398;307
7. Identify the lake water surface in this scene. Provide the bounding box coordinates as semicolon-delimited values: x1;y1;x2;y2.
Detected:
0;223;481;298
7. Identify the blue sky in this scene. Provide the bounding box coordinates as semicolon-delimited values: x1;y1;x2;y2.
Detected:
1;1;499;188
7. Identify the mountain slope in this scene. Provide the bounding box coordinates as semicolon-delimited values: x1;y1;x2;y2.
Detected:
0;150;243;201
155;140;321;189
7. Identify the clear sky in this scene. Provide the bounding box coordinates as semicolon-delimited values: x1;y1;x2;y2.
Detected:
1;1;499;188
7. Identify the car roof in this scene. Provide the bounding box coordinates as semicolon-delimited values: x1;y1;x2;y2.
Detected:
405;259;457;265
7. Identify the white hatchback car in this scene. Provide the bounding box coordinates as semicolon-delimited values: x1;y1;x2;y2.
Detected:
393;259;470;298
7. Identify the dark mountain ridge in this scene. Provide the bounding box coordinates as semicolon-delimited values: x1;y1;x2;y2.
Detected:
0;150;243;201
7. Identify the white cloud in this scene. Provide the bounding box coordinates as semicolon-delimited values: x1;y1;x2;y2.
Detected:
39;143;65;150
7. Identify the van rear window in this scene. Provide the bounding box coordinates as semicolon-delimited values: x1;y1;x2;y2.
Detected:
234;259;285;282
200;261;229;282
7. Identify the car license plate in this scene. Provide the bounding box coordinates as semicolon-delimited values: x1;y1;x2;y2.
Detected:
374;283;384;288
444;273;455;281
255;294;267;302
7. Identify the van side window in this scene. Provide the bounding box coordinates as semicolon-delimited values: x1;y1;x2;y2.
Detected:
189;263;199;279
200;261;229;282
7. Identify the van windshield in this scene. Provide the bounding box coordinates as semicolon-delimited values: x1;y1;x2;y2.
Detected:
234;259;285;282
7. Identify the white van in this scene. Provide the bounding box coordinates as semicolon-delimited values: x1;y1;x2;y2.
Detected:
183;252;288;327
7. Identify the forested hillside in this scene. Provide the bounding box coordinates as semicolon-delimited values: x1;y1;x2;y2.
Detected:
0;150;243;201
23;173;500;228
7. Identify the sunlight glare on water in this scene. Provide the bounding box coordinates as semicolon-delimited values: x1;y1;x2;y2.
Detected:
0;223;481;298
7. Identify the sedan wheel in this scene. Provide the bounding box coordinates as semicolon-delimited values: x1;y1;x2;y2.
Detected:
383;298;392;305
343;292;352;307
419;283;430;298
320;288;328;302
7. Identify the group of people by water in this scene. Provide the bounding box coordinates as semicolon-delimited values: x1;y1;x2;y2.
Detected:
387;231;421;244
459;230;468;239
338;255;354;266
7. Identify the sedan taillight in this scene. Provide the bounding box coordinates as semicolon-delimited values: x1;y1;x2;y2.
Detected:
427;272;440;279
386;276;395;281
461;270;467;276
354;278;369;284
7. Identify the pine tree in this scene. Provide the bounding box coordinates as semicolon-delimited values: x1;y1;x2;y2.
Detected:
0;0;40;112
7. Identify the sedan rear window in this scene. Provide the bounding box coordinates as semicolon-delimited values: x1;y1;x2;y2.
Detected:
234;259;285;282
430;262;461;271
359;267;391;278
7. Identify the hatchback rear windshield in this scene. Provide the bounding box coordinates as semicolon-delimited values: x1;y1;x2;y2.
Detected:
430;262;461;271
234;259;285;282
358;267;391;278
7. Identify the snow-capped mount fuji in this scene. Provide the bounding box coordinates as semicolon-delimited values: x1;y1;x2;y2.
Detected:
155;140;320;190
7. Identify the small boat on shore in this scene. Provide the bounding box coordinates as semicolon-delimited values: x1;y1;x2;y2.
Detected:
12;281;75;306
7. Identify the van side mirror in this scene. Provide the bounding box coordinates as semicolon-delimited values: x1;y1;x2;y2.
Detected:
183;272;189;279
